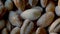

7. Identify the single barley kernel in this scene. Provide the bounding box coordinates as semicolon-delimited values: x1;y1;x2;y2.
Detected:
37;12;54;27
20;19;34;34
9;11;22;27
1;28;8;34
36;27;47;34
20;8;42;20
10;27;20;34
40;0;48;8
48;18;60;33
46;1;55;12
5;0;13;10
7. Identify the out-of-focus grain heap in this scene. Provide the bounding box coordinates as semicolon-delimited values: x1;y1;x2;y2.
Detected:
0;0;60;34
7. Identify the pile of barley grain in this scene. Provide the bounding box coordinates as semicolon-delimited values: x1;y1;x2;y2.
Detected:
0;0;60;34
